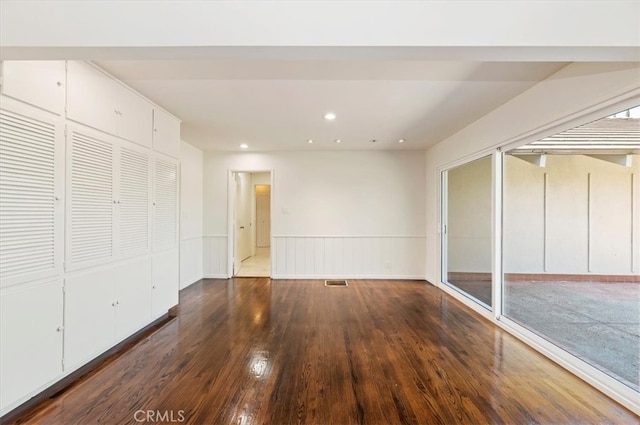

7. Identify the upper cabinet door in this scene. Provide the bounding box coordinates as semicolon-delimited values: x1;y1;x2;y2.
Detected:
1;61;66;115
115;85;153;148
66;61;118;135
152;108;180;158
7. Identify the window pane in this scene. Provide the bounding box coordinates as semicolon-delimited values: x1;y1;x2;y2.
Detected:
443;155;492;308
503;106;640;391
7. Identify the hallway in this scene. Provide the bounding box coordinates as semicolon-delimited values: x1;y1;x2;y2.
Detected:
236;247;270;277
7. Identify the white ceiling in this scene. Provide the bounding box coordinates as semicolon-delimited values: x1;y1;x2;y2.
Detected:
96;59;567;152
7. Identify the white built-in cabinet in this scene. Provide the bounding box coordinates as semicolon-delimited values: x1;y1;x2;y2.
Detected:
67;61;153;148
1;61;66;116
64;258;152;370
153;108;181;158
0;278;63;413
152;154;180;318
65;125;153;271
0;60;181;415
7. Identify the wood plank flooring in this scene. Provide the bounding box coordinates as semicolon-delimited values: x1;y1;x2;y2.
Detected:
9;278;638;424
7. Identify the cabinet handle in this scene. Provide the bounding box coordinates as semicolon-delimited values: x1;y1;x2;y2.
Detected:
152;285;156;289
112;301;116;306
116;300;120;305
56;81;63;87
56;326;64;332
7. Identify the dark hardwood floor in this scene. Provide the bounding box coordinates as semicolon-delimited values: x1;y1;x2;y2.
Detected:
9;278;638;425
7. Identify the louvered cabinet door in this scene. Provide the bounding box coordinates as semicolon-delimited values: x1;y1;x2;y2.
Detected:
0;100;64;288
66;126;116;270
153;154;178;252
118;143;151;258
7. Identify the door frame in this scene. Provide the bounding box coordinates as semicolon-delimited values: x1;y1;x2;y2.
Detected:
227;169;274;277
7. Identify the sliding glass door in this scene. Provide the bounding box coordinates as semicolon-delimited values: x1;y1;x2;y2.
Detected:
502;106;640;392
439;106;639;409
442;155;493;309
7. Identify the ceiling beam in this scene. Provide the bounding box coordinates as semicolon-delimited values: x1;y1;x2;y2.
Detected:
512;154;547;167
1;1;639;61
585;154;633;167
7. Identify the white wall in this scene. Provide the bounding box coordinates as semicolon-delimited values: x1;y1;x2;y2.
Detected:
179;140;203;289
203;150;426;278
424;62;640;284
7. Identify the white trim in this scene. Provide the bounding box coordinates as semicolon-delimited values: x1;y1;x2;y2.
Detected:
492;151;503;319
203;274;228;279
271;275;426;280
179;235;202;242
436;145;497;174
227;169;274;279
272;235;426;239
435;282;495;321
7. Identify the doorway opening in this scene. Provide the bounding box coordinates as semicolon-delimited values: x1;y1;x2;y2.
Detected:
230;171;272;277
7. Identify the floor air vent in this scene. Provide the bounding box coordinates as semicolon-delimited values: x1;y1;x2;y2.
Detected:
325;280;348;287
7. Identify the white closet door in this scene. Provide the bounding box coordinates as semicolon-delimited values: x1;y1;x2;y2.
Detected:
0;102;63;288
115;258;152;341
67;126;115;270
153;155;178;251
0;279;63;411
119;143;151;258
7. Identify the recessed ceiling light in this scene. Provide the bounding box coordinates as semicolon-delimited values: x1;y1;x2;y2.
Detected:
307;139;313;144
324;112;336;121
335;139;341;144
240;144;248;149
398;139;406;143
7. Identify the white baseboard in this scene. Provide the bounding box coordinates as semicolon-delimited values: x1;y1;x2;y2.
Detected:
271;274;426;280
203;273;229;279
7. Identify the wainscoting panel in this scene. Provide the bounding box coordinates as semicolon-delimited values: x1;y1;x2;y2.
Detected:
272;236;426;279
179;236;203;289
203;236;228;278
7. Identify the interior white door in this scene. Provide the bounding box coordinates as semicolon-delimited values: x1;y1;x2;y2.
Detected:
256;186;271;248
